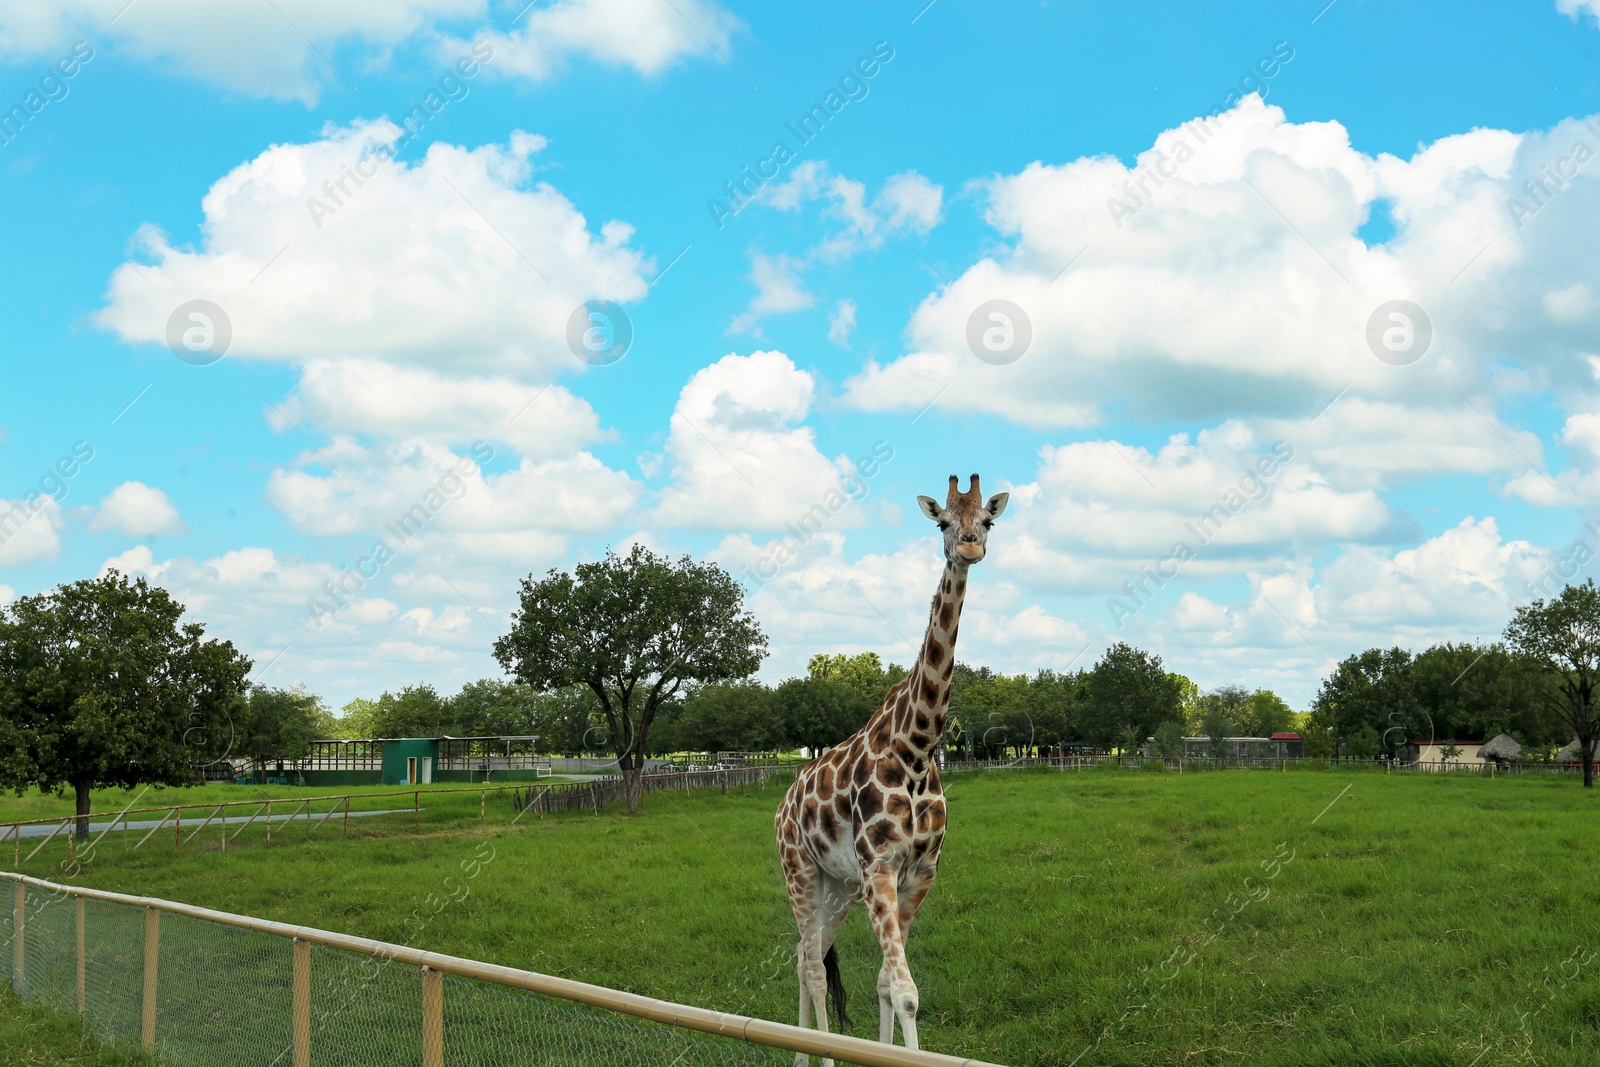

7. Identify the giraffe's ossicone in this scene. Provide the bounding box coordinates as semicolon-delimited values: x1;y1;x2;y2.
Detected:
775;473;1009;1064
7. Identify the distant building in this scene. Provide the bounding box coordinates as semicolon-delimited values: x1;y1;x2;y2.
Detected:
1404;740;1484;768
1271;732;1304;758
1179;735;1303;759
234;736;547;786
1556;738;1598;764
1478;734;1522;764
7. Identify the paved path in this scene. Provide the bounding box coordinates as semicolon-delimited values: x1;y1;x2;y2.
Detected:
11;808;414;839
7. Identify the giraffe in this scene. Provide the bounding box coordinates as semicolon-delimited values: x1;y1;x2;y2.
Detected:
774;473;1008;1063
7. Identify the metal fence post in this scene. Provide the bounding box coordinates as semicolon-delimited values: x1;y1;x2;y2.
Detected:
421;965;444;1067
11;882;23;994
293;939;311;1067
75;896;85;1014
142;907;159;1049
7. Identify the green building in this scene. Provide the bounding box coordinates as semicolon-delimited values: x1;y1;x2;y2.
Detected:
291;736;544;787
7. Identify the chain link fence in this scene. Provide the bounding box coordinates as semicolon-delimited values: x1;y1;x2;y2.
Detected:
3;873;1000;1067
511;766;782;817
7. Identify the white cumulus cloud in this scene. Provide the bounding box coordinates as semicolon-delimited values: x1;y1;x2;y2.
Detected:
89;482;185;537
652;351;859;531
0;0;738;104
95;123;649;382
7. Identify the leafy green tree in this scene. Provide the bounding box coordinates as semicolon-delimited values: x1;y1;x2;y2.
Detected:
774;676;875;756
337;697;380;739
1505;580;1600;788
1202;706;1232;759
447;678;544;736
529;686;607;754
1410;642;1556;748
1309;648;1419;758
0;573;251;838
1196;685;1250;739
1171;672;1201;732
674;678;781;753
371;684;452;737
237;685;325;780
1080;643;1185;747
953;669;1038;758
1025;668;1083;752
494;545;767;813
1239;689;1296;737
1344;724;1381;759
1152;719;1185;757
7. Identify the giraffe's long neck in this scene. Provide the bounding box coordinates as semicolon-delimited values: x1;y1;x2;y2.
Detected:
868;559;968;769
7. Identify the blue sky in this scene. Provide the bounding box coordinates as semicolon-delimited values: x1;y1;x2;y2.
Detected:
4;0;1600;712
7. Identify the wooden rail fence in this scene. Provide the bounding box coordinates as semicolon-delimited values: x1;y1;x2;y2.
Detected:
2;870;1003;1067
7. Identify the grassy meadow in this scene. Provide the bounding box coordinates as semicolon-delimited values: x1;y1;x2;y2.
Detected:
5;765;1598;1066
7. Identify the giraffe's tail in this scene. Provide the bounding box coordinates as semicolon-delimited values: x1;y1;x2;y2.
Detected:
823;943;851;1031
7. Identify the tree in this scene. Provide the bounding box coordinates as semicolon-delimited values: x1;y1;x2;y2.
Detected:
371;684;452;738
1505;580;1600;788
1202;706;1232;759
1080;643;1185;747
774;677;875;756
494;545;767;813
337;697;380;739
1152;719;1185;758
0;573;251;838
237;685;325;781
448;678;542;736
1410;642;1556;748
1309;648;1419;759
1239;690;1295;737
674;678;782;753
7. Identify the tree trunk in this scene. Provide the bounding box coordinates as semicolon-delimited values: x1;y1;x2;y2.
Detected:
624;764;643;815
1584;742;1595;789
74;779;92;841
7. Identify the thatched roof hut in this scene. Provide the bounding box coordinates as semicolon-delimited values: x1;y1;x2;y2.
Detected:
1479;733;1522;763
1556;738;1597;762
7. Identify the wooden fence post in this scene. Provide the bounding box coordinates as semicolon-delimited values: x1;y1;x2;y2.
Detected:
12;883;23;994
293;939;311;1067
266;800;272;845
343;796;350;837
414;791;420;831
421;965;443;1067
75;896;85;1015
141;908;159;1049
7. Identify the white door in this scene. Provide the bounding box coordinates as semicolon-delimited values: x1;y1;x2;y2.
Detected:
421;756;433;784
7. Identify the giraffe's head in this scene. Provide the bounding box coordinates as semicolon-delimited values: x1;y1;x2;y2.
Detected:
918;474;1009;565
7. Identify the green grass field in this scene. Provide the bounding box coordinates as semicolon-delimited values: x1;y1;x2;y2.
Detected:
6;766;1598;1066
0;989;153;1067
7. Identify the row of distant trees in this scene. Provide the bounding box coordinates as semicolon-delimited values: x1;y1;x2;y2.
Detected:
1301;582;1600;786
7;559;1600;844
1305;643;1560;759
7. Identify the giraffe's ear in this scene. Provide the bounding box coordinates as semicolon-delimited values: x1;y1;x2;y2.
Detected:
985;493;1010;519
917;496;943;522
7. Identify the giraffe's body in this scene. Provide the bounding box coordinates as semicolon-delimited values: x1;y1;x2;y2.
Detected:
775;474;1008;1063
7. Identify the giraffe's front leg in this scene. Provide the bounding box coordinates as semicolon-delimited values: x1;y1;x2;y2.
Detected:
862;869;919;1049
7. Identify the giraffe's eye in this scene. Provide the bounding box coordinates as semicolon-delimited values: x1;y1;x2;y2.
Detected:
982;519;994;529
937;520;950;530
